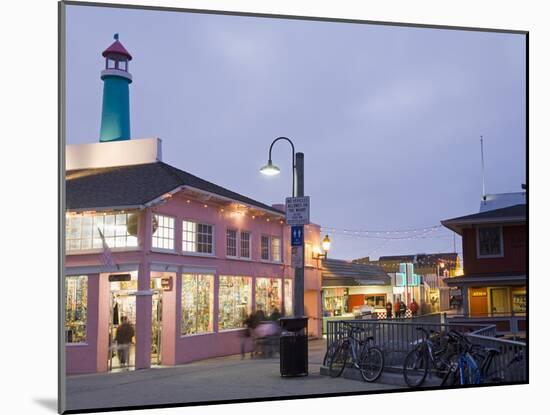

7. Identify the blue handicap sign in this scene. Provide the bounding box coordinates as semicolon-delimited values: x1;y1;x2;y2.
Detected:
291;226;304;246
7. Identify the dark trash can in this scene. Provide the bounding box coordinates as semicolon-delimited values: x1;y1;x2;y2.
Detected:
279;317;308;377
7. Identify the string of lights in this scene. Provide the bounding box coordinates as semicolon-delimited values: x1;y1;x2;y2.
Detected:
321;225;445;240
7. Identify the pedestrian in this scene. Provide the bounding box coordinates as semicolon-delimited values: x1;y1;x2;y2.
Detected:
385;301;393;319
115;316;134;368
240;313;255;359
399;300;407;318
409;298;419;317
270;308;282;322
394;298;401;318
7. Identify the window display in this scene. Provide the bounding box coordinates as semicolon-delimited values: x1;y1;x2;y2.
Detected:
66;212;138;251
512;289;526;313
65;275;88;343
365;294;386;308
284;279;293;316
255;277;282;316
322;288;349;316
152;214;174;250
218;276;252;330
181;274;214;335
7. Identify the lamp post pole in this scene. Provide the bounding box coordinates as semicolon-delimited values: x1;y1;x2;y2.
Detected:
294;152;305;317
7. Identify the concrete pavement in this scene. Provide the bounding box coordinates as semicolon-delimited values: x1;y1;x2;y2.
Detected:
65;339;401;411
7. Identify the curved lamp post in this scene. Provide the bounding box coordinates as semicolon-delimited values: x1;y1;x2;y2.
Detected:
260;136;303;316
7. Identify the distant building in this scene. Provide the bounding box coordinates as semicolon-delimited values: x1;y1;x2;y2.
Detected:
319;259;391;332
441;201;526;332
354;253;461;311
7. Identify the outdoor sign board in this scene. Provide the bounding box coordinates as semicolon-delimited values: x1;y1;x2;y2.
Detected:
291;225;304;246
285;196;310;225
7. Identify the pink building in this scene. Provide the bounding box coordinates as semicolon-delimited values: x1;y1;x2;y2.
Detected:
64;139;325;375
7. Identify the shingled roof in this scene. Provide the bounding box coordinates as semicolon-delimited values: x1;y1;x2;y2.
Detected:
442;204;526;234
66;161;285;215
321;258;390;287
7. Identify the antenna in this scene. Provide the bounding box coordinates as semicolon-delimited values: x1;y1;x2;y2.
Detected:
480;135;486;202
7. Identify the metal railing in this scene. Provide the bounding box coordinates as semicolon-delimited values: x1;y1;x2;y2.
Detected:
325;318;527;384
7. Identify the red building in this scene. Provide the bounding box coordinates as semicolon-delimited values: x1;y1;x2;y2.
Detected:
441;203;526;332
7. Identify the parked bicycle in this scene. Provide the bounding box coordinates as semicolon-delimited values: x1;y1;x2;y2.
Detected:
402;327;458;387
440;330;501;386
327;322;385;382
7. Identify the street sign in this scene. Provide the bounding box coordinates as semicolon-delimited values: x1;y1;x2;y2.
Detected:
291;225;304;246
285;196;310;225
291;246;303;268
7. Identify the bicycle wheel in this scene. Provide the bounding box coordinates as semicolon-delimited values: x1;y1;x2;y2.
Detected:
329;343;349;378
323;338;343;367
440;353;460;386
359;346;384;382
403;348;429;387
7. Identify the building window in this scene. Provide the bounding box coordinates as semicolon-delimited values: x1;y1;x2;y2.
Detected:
477;226;503;257
240;232;251;258
218;276;252;330
365;294;387;308
261;235;270;261
305;243;313;267
255;278;282;316
66;212;138;252
284;279;293;316
152;214;174;250
272;237;281;262
226;229;238;257
181;274;214;335
182;221;214;254
65;276;88;343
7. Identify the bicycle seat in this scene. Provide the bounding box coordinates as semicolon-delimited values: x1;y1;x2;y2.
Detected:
486;348;500;355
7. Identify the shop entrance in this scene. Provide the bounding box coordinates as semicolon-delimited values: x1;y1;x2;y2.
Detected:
151;290;162;366
489;287;510;316
108;291;137;371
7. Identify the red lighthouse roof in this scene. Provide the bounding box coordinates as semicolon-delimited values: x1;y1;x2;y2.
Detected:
102;34;132;60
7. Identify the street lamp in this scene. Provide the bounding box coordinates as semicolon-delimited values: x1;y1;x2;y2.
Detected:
313;234;332;260
261;136;309;377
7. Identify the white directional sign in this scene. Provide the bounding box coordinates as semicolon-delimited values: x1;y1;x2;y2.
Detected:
285;196;310;225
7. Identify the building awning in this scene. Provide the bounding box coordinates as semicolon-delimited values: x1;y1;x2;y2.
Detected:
442;274;526;287
321;258;390;288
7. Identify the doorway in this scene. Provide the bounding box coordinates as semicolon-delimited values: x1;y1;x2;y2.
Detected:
108;292;137;371
151;290;162;366
489;287;510;316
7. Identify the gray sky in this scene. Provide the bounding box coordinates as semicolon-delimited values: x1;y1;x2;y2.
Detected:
65;5;526;261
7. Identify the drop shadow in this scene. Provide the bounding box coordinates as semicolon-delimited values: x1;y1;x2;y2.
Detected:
34;398;58;413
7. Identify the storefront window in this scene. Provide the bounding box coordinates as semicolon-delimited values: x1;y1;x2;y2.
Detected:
284;279;293;316
65;275;88;343
512;289;526;313
365;294;386;308
323;288;349;317
152;214;174;250
181;274;214;335
255;278;282;316
66;212;138;251
218;276;252;330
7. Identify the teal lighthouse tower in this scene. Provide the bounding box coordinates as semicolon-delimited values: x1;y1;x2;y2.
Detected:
99;34;133;142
